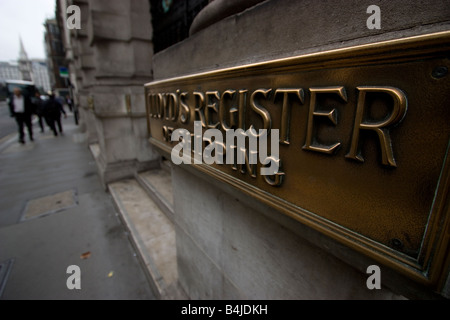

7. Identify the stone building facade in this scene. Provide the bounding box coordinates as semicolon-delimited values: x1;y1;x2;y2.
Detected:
0;61;21;83
0;44;51;94
30;60;52;93
44;18;69;91
57;0;450;300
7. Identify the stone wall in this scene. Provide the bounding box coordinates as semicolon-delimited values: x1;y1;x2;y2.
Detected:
154;0;450;80
68;0;160;187
173;165;410;299
154;0;450;299
64;0;450;299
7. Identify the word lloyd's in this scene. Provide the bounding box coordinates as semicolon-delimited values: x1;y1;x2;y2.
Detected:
148;86;408;185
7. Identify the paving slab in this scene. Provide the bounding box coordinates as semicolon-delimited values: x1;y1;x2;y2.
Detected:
108;179;179;298
0;115;156;300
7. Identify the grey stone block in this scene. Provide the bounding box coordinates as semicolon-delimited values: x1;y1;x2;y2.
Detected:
172;166;407;299
153;0;450;80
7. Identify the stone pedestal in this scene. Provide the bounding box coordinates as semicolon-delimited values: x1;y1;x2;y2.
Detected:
71;0;160;187
153;0;450;299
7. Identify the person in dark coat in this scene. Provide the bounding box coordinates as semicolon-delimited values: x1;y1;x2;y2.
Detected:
8;87;34;144
43;91;67;136
65;95;73;112
31;91;45;133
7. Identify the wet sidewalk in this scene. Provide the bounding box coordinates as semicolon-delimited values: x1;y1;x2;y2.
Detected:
0;113;156;299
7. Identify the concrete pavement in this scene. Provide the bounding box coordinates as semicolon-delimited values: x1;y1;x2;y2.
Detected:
0;101;18;140
0;112;156;299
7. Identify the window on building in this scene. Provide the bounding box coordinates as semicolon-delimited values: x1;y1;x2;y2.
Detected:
150;0;209;53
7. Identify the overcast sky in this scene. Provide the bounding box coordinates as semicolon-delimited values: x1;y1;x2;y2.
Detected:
0;0;56;61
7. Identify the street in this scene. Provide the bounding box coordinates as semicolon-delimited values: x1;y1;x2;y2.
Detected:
0;113;156;299
0;101;17;141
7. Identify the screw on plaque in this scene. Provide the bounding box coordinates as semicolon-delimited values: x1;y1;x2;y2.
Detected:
432;66;448;79
391;238;404;250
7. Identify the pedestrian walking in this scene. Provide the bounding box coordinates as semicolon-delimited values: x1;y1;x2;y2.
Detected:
66;95;73;112
8;87;34;144
44;91;67;136
56;94;66;109
31;91;45;133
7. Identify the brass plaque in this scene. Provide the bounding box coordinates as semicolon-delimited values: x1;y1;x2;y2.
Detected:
145;32;450;288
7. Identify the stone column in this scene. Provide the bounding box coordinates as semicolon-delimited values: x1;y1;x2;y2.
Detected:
80;0;158;186
69;0;97;142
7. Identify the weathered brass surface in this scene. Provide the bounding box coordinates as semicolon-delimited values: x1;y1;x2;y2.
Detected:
125;94;132;115
145;32;450;288
87;96;94;110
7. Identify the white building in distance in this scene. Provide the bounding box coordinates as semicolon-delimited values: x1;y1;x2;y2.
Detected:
31;59;51;93
0;61;21;82
0;39;52;93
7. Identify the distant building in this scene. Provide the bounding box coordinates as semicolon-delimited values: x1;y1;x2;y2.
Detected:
18;37;32;81
0;39;51;99
0;61;21;82
0;61;21;100
0;38;52;93
44;18;68;90
31;59;51;93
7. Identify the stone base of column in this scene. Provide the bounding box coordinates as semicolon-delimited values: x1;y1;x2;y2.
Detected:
89;143;160;189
